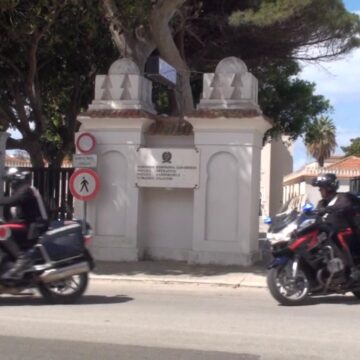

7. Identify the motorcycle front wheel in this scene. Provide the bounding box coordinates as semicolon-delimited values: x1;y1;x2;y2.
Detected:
38;273;88;304
267;261;310;306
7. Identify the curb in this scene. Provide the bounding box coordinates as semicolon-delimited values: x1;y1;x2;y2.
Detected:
89;273;267;289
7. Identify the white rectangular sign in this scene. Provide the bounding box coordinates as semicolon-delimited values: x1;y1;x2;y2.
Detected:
73;154;97;168
136;148;199;188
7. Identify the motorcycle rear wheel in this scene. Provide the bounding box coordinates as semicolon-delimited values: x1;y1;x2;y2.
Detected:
38;273;88;304
267;263;310;306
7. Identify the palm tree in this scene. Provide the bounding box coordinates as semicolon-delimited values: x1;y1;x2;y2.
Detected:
304;116;337;167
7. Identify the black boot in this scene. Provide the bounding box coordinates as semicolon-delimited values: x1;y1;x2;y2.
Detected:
2;255;34;281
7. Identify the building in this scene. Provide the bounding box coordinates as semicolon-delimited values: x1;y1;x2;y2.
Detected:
4;155;72;168
260;137;293;217
350;176;360;194
283;156;360;205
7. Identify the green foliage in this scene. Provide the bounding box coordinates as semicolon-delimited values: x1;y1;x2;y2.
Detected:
0;0;117;166
229;0;313;27
228;0;360;60
255;61;331;140
113;0;151;29
341;138;360;157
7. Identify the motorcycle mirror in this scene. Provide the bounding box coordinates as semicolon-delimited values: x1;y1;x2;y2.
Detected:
302;203;314;213
263;216;272;225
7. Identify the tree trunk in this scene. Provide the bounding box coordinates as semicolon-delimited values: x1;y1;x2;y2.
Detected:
149;0;194;115
26;144;45;167
101;0;155;73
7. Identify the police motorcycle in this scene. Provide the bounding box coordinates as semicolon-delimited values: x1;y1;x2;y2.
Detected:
264;198;360;306
0;219;94;304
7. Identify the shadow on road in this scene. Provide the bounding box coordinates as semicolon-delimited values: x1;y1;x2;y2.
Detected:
79;294;133;305
307;295;360;306
276;295;360;307
0;294;133;306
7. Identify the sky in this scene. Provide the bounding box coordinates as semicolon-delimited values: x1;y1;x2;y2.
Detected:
294;0;360;170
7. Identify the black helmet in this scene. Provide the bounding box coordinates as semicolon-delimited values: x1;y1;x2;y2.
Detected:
311;173;338;192
3;168;31;185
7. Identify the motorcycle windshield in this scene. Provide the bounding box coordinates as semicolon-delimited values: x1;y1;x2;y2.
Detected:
268;210;298;233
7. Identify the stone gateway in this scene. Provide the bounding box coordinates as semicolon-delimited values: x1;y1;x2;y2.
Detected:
75;57;271;266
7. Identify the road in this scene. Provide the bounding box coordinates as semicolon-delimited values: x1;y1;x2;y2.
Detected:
1;280;360;359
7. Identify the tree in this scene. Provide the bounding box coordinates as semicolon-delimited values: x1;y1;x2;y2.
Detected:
0;0;117;167
304;116;337;167
228;0;360;62
102;0;360;119
255;61;331;140
341;138;360;157
1;0;359;166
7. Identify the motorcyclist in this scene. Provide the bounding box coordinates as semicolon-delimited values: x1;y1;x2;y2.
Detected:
0;168;49;280
311;173;360;279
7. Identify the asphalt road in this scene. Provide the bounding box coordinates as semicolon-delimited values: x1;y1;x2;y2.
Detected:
1;281;360;360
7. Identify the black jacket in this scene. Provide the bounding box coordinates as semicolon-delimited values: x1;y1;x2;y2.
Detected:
0;185;48;225
317;192;358;231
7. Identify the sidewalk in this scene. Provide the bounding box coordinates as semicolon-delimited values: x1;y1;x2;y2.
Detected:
90;260;267;288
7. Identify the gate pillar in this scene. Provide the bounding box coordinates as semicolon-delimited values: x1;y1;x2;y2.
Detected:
75;59;155;261
187;57;271;265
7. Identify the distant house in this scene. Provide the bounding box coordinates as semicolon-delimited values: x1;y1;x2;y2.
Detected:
283;156;360;205
5;155;72;168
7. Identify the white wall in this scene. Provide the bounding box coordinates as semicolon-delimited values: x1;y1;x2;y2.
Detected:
140;188;193;260
261;138;293;217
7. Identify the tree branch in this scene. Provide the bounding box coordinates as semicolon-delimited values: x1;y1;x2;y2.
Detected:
6;137;25;151
101;0;128;55
26;3;65;133
101;0;155;71
149;0;194;114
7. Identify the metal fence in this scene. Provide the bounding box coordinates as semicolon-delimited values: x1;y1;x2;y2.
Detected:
4;167;75;220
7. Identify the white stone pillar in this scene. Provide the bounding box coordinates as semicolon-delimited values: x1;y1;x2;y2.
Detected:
74;59;155;261
187;57;271;265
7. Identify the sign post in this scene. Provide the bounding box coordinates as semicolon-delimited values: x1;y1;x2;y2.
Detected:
69;168;100;233
72;131;98;234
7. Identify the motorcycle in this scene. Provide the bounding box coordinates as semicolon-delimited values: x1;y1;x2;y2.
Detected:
265;202;360;306
0;219;94;304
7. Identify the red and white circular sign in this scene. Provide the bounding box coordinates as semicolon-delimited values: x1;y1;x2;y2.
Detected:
69;169;100;201
76;132;96;154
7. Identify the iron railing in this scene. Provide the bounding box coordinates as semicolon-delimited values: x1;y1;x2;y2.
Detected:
4;167;75;220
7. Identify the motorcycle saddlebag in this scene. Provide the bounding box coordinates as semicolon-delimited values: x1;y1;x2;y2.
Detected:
38;222;85;261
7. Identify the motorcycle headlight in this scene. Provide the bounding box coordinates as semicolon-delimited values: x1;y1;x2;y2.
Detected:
267;222;297;244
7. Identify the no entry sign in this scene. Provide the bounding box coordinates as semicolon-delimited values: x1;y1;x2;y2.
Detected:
76;132;96;154
69;168;100;201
